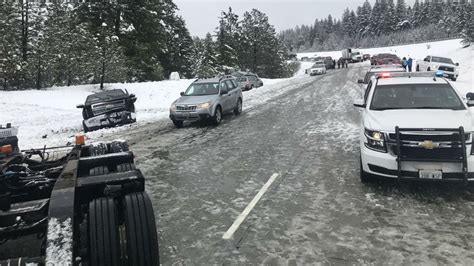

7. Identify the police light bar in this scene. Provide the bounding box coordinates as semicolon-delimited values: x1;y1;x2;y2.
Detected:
375;71;444;79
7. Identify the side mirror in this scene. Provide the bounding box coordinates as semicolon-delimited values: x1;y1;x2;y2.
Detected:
466;93;474;107
180;92;185;96
357;79;365;84
456;63;459;66
353;99;366;108
220;90;228;95
76;104;84;109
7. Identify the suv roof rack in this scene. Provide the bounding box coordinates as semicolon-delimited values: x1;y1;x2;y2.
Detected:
218;75;235;81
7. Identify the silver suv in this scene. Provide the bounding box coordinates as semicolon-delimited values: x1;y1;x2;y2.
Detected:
169;76;243;128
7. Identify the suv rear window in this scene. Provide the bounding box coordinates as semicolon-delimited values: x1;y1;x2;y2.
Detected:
370;84;465;111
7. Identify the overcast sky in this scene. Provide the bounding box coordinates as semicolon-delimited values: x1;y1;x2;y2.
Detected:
174;0;417;38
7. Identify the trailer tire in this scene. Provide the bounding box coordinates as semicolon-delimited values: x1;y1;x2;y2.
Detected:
90;166;109;176
88;197;121;266
109;141;129;153
123;192;160;266
89;143;108;156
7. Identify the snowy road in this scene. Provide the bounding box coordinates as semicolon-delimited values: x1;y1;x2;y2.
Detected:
116;64;474;264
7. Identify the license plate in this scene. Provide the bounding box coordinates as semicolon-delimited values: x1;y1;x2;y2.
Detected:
182;112;190;117
419;170;442;180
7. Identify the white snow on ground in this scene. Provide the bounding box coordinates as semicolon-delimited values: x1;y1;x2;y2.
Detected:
0;39;471;149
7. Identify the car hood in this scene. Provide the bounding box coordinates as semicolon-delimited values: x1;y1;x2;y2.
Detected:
175;95;219;105
311;67;324;70
365;109;473;132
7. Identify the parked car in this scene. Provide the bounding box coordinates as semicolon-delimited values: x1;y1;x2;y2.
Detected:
169;76;243;128
77;89;137;133
370;53;401;65
308;61;327;76
237;73;263;91
354;71;474;183
357;65;406;84
416;55;459;81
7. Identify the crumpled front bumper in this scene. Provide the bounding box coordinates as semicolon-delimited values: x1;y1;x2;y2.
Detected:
83;111;136;131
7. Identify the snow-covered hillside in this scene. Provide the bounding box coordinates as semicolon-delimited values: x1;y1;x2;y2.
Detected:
0;39;472;149
298;38;473;94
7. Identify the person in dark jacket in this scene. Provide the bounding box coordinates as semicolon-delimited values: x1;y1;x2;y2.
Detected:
407;57;413;72
402;57;407;70
337;60;341;69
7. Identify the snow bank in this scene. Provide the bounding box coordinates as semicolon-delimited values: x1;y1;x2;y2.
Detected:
0;80;193;149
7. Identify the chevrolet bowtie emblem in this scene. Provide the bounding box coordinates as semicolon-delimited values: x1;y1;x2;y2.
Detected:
418;140;439;150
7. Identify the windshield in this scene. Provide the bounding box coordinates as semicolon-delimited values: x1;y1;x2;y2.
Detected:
353;52;360;55
184;83;219;96
238;77;248;82
431;56;454;64
313;63;324;67
370;84;465;110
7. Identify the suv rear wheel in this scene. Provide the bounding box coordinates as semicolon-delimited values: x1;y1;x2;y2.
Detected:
234;99;242;115
212;106;222;125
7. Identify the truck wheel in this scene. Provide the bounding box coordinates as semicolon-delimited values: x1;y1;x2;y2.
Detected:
109;141;129;153
83;121;89;133
117;163;135;172
172;120;184;128
427;67;431;71
360;156;373;183
89;143;108;156
123;192;160;266
88;197;121;266
451;77;457;82
234;99;242;115
416;65;420;72
212;106;222;125
90;166;109;176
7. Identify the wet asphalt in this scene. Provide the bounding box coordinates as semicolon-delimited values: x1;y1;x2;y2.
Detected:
118;65;474;264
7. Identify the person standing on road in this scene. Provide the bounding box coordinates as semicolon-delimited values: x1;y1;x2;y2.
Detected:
337;60;341;69
407;57;413;72
402;57;407;70
344;59;349;68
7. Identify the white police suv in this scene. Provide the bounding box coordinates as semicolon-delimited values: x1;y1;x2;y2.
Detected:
354;71;474;183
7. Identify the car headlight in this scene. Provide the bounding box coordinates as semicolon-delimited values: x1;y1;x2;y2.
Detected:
197;102;211;109
364;129;387;152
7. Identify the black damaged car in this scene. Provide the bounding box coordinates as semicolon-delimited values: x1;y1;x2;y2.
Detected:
77;89;137;132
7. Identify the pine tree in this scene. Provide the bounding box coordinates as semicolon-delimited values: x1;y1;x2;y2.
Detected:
216;7;240;71
357;1;372;37
239;9;287;78
395;0;408;31
0;1;22;89
193;33;218;78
